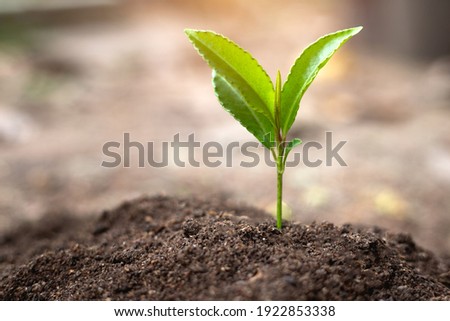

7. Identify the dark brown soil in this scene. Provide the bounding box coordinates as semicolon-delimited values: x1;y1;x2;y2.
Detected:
0;195;449;300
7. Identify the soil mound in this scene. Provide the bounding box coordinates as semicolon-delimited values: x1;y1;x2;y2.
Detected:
1;195;448;300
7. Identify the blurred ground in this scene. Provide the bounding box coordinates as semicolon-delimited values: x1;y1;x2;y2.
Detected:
0;0;449;255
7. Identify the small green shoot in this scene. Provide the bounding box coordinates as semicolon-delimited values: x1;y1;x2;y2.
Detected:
185;27;362;229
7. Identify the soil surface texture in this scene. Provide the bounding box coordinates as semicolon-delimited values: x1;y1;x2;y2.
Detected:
0;195;449;300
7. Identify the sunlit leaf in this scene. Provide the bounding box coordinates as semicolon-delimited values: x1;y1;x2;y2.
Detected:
185;29;275;124
281;27;362;135
212;70;275;147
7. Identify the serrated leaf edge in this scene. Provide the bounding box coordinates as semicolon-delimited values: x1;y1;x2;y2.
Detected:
212;71;274;148
185;29;276;124
281;26;362;134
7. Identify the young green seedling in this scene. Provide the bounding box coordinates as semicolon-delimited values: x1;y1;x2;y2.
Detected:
185;27;362;229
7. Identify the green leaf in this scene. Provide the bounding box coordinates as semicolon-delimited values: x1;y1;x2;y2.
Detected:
274;70;282;130
185;29;275;124
283;138;302;165
282;138;303;171
281;26;362;135
212;70;275;148
262;132;276;149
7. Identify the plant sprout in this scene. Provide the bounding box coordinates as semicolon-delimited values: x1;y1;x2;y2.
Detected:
185;27;362;229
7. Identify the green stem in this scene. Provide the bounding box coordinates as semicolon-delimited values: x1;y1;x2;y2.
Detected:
276;162;283;229
276;139;285;230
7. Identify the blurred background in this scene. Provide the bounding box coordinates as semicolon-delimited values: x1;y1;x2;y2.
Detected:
0;0;449;255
